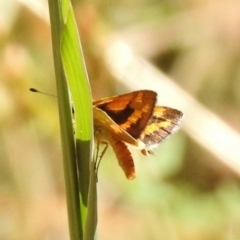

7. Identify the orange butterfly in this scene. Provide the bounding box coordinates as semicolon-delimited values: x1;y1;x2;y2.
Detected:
93;90;183;179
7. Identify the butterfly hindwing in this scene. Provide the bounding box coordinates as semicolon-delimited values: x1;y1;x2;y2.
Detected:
141;106;183;151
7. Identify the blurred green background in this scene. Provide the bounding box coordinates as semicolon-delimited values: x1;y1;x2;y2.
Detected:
1;0;240;239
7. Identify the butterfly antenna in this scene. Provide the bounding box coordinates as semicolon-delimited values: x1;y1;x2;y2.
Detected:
30;88;76;115
29;88;56;98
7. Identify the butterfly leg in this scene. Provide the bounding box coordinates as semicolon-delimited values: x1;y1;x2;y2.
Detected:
94;129;109;179
95;140;108;176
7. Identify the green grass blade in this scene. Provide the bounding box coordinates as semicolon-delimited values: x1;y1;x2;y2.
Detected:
60;0;97;239
48;0;95;239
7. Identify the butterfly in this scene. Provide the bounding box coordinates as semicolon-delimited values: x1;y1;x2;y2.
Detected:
93;90;183;179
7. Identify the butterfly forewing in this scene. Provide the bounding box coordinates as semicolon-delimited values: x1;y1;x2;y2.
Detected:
93;106;144;148
94;90;157;139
